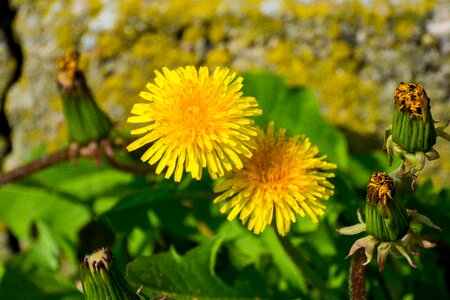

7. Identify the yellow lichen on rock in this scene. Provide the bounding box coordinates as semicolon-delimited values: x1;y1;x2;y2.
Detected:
4;0;448;187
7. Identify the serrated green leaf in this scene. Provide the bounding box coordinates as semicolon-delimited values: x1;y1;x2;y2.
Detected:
127;237;270;300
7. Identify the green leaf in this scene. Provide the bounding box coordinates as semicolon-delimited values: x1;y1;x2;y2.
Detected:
0;184;90;240
0;221;82;300
100;179;221;243
127;237;270;299
242;72;349;168
26;159;134;200
25;221;60;271
216;222;266;270
259;230;307;292
0;261;82;300
260;229;338;298
99;181;182;234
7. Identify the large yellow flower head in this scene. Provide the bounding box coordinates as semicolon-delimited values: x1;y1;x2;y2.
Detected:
214;122;337;236
127;66;262;182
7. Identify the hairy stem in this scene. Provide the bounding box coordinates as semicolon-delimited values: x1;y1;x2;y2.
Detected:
349;248;366;300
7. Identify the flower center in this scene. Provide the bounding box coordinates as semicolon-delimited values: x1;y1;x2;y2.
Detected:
162;81;224;144
246;142;294;194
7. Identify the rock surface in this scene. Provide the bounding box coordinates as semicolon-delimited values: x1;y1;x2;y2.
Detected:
2;0;449;186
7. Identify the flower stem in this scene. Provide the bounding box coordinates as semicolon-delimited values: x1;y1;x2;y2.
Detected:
0;148;70;186
349;248;366;300
0;143;153;186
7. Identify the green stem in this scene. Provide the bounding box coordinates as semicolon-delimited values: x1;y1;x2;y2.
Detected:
349;248;366;300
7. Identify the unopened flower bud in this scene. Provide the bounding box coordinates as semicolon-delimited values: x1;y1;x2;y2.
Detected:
391;82;436;153
57;49;112;145
79;248;139;300
365;172;409;242
338;172;441;271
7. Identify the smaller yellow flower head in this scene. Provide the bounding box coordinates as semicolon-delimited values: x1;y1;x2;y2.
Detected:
214;122;337;236
127;66;262;182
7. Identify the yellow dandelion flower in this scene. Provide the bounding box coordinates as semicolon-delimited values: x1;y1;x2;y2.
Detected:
214;122;337;236
127;66;262;182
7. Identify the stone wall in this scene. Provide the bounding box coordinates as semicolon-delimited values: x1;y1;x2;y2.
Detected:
1;0;449;186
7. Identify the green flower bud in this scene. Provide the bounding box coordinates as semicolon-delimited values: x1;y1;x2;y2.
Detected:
57;49;112;145
365;172;409;242
391;82;437;152
79;248;139;300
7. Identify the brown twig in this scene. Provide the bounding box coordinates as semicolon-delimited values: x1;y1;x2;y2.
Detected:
0;143;155;187
0;148;70;186
349;248;366;300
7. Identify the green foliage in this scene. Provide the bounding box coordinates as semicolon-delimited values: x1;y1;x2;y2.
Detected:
242;72;349;168
0;72;449;299
127;232;271;299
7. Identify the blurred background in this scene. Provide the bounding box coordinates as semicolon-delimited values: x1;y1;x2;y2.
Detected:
1;0;449;186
